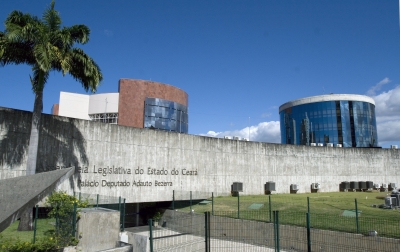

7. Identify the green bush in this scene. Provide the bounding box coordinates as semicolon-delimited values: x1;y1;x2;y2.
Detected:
0;191;88;251
0;235;58;252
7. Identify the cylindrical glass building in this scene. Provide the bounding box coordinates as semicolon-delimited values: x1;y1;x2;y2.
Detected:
279;94;378;147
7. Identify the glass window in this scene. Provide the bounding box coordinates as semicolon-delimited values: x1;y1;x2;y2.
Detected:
144;97;188;133
280;99;377;147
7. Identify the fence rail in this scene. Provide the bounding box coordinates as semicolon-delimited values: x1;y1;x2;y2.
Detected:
149;207;400;252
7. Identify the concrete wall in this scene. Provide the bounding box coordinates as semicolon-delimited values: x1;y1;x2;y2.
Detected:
1;107;400;203
77;208;120;252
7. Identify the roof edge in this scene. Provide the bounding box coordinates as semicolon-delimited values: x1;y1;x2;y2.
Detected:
279;94;375;112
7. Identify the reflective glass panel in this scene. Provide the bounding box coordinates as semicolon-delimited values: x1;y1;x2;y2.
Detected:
144;97;188;133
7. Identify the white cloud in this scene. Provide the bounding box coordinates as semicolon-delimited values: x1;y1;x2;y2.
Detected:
367;77;391;96
375;120;400;143
373;85;400;119
371;84;400;146
200;121;281;143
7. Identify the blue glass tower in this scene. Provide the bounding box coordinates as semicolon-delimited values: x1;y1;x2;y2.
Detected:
144;97;188;133
279;94;378;147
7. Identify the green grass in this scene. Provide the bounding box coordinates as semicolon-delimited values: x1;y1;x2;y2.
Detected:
0;218;55;243
177;191;400;238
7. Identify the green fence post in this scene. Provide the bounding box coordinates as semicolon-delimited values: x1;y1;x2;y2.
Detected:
96;194;99;208
33;205;38;244
307;197;310;213
208;212;211;252
55;204;59;235
149;219;154;252
72;202;77;238
237;192;240;219
79;192;81;201
276;211;280;252
122;198;126;231
205;212;208;252
269;195;272;222
190;191;192;212
118;196;122;230
212;192;214;215
355;198;359;234
273;211;277;252
306;212;311;252
172;190;175;210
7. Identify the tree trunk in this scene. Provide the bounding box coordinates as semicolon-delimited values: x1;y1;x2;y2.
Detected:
17;208;34;231
18;90;43;231
26;90;43;175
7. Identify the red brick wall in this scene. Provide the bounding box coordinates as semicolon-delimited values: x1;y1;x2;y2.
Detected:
52;104;59;115
118;79;188;128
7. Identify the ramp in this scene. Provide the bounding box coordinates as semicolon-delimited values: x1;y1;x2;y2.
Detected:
0;167;75;232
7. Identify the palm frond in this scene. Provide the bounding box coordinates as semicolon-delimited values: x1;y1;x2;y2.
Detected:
0;32;35;66
69;48;103;92
5;11;39;29
64;25;90;44
1;1;102;92
42;0;61;33
5;11;42;44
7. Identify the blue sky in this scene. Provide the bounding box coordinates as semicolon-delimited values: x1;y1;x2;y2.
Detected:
1;0;400;147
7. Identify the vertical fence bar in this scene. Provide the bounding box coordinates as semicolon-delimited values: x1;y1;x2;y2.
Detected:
237;192;240;219
55;204;59;235
72;202;77;238
276;211;280;252
273;211;277;252
208;212;211;252
149;219;154;252
306;212;311;252
205;212;208;252
269;195;272;222
307;197;310;213
172;190;175;210
212;192;214;215
96;194;99;208
355;198;359;234
79;192;81;201
33;205;38;244
190;191;192;212
118;196;122;230
122;198;126;231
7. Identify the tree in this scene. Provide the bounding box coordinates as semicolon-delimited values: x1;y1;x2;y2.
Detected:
0;1;102;230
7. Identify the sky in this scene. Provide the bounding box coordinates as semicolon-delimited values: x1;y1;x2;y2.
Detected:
1;0;400;148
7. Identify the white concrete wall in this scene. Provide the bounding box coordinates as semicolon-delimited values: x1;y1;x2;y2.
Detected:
88;93;119;114
58;92;90;120
1;108;400;204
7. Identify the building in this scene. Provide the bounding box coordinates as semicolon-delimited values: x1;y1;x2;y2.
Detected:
279;94;378;147
52;79;189;133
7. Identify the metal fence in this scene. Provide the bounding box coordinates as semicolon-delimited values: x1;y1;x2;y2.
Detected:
213;210;400;252
148;208;400;252
32;203;77;247
149;211;206;252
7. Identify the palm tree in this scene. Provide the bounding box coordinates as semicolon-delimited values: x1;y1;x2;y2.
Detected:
0;1;102;230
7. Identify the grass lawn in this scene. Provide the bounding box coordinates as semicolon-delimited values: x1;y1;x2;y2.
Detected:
0;218;55;243
177;191;400;238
